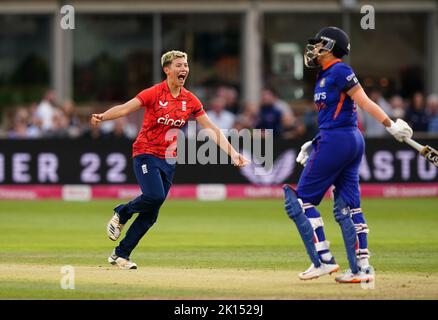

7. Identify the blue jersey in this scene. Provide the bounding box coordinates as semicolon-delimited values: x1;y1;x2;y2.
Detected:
313;59;360;129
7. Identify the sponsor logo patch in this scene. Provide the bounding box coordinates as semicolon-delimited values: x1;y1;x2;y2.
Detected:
320;77;326;88
157;114;186;127
346;73;358;84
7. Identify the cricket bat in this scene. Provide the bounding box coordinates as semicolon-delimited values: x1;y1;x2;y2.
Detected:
404;138;438;167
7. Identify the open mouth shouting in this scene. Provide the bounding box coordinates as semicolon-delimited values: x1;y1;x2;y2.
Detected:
177;72;187;84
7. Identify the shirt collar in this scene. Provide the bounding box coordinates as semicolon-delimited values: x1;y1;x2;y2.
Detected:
322;58;342;71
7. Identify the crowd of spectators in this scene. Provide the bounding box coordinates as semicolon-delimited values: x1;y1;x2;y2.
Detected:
2;87;438;140
2;89;137;140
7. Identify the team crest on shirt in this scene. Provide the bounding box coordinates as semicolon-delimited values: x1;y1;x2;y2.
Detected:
159;100;168;108
319;77;326;88
182;101;187;111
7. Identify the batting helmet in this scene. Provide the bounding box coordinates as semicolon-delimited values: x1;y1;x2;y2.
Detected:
304;26;350;68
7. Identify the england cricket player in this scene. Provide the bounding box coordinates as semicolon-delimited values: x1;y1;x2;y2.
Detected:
283;27;413;283
91;50;248;269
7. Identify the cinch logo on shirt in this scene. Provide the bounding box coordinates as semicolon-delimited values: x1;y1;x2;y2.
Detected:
157;114;186;127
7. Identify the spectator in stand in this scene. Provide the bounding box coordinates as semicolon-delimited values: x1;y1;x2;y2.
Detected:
389;95;406;119
269;88;295;126
35;90;57;132
27;103;43;138
405;91;429;132
217;86;240;114
358;88;392;137
81;122;103;139
100;115;137;139
206;95;236;130
7;107;29;138
62;100;82;138
46;108;69;138
302;100;319;139
233;102;257;131
427;94;438;133
256;89;284;136
105;117;131;140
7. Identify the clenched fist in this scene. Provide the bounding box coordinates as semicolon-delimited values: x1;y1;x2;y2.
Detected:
90;113;104;126
231;153;250;167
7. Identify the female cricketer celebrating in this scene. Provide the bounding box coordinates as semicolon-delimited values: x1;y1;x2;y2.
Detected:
283;27;413;283
91;51;248;269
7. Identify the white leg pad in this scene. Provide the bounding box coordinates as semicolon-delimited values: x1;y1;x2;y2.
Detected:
308;217;324;230
314;240;330;252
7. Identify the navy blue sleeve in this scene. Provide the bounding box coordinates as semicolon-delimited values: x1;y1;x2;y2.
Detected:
334;64;360;93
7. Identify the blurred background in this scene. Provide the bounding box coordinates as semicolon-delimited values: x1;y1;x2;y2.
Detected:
2;1;438;301
1;0;438;141
0;0;437;198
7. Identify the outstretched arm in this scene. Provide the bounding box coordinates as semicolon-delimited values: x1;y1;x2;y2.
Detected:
90;98;142;126
347;86;392;127
196;114;249;167
348;86;412;142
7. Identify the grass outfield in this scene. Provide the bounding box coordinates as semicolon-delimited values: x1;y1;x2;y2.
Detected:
1;198;438;299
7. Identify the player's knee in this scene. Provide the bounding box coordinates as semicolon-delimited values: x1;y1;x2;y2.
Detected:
153;193;166;206
334;208;350;223
333;189;351;223
139;193;166;208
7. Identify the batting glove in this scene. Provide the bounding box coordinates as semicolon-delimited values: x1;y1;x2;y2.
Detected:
296;140;313;167
386;119;413;142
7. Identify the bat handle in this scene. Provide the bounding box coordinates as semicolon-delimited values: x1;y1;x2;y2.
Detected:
404;137;424;153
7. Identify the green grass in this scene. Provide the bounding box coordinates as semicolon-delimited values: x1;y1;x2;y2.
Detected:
1;198;438;299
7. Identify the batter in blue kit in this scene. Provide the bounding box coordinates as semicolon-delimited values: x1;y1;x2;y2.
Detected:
298;58;364;208
283;26;414;283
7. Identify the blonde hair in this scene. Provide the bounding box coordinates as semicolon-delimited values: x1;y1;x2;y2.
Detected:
161;50;188;68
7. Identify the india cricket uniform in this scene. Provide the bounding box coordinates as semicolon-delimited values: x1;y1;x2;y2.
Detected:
114;80;205;259
297;59;368;261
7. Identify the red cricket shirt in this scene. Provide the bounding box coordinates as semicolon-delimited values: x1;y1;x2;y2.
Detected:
133;80;205;158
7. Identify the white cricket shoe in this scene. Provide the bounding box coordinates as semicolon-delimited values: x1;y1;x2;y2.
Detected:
108;250;137;270
107;212;124;241
335;268;374;283
298;263;340;280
